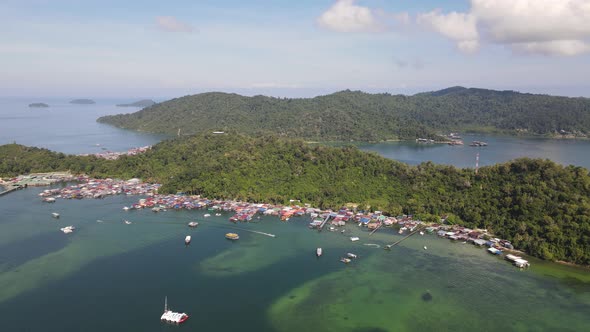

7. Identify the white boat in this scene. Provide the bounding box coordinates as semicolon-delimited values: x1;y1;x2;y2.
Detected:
347;253;357;259
185;235;191;245
340;257;351;264
316;248;322;257
124;220;132;225
51;212;60;218
43;197;56;203
161;296;189;324
188;221;199;227
419;231;424;235
122;206;130;211
215;213;222;216
423;246;428;250
204;214;211;217
350;237;360;242
60;226;75;234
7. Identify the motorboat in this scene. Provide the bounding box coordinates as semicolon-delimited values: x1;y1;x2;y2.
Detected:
346;253;357;259
225;233;239;240
316;248;322;257
185;235;191;245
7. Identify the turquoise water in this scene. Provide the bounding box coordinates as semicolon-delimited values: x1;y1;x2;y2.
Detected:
0;98;167;154
0;187;589;331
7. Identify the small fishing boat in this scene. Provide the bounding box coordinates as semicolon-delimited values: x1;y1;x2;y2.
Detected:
316;248;322;257
60;226;75;234
340;257;351;264
204;214;211;217
51;212;60;218
185;235;191;245
347;253;357;259
225;233;239;240
215;213;222;216
188;221;199;227
350;237;360;242
419;231;424;235
122;206;130;211
43;197;56;203
124;220;132;225
423;246;428;250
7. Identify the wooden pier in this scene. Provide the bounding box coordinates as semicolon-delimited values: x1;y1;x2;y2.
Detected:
384;226;425;250
318;214;332;231
0;184;23;197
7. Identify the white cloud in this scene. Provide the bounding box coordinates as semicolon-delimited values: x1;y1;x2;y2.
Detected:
317;0;382;32
155;16;194;33
419;0;590;56
417;10;479;53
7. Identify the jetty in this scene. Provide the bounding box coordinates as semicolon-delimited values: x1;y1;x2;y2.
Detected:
369;222;383;235
318;214;332;231
0;184;22;197
384;226;425;250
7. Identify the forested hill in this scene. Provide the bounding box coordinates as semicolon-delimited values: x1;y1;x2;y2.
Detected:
1;134;590;264
97;87;590;141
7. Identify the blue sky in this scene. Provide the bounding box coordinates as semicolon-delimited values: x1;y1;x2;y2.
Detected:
1;0;589;98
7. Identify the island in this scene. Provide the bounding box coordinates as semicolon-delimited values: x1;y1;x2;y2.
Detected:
28;103;49;108
116;99;156;108
69;99;96;104
1;133;589;266
97;87;590;141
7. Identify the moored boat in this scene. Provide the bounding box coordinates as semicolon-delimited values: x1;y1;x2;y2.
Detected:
60;225;75;234
204;214;211;217
161;296;189;324
124;220;132;225
350;236;360;242
51;212;60;218
340;257;351;264
347;253;357;259
188;221;199;227
185;235;191;245
225;233;239;240
43;197;56;203
316;248;322;257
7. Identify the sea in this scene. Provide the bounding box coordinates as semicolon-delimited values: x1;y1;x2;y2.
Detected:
1;97;589;331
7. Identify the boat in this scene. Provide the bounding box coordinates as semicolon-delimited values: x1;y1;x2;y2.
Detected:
51;212;60;218
350;237;360;242
340;257;351;264
487;247;502;255
316;248;322;257
225;233;239;240
122;206;130;211
419;231;424;235
469;140;488;147
188;221;199;227
204;214;211;217
43;197;56;203
60;226;75;234
160;296;189;324
346;253;357;259
423;246;428;250
185;235;191;245
215;213;222;216
124;220;132;225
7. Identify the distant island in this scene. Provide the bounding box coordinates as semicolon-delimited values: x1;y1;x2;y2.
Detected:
97;87;590;142
116;99;156;108
28;103;49;108
70;99;96;104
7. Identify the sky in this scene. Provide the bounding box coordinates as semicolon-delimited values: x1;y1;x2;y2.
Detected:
1;0;590;98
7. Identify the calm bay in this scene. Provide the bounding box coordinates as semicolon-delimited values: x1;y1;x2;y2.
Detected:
1;98;590;331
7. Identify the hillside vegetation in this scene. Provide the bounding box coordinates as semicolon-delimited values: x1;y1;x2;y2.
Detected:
1;134;590;265
97;87;590;141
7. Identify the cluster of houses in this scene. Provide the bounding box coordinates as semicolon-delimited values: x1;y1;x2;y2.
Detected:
40;178;161;200
79;145;151;160
428;224;529;268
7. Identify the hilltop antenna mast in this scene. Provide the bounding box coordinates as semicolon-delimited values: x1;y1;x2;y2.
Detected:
475;152;479;175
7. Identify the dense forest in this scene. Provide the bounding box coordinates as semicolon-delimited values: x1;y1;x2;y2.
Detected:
97;87;590;141
1;134;589;265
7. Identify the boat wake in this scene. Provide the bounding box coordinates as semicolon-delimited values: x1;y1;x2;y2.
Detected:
364;243;381;248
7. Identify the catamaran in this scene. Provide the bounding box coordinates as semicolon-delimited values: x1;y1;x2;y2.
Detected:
160;296;189;324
